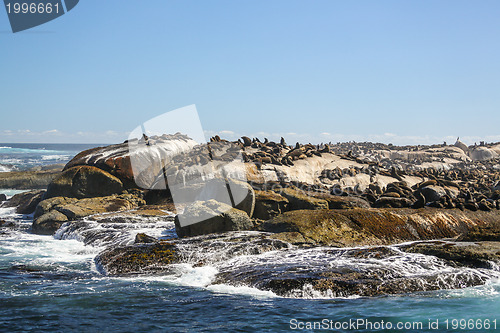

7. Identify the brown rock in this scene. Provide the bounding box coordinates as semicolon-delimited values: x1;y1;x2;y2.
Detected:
280;187;329;211
254;190;289;220
32;194;146;235
259;208;500;247
32;210;69;235
3;190;46;214
175;200;254;237
45;165;124;199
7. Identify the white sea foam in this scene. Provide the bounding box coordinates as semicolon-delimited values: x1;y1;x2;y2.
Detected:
0;165;11;172
41;154;71;161
442;278;500;298
207;283;278;298
168;264;219;288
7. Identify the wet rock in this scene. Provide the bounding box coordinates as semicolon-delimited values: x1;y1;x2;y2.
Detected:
34;196;78;218
32;210;69;235
175;200;254;237
280;188;329;211
258;209;382;247
258;208;500;247
32;194;146;235
402;241;500;268
134;233;158;244
3;190;46;214
0;194;6;202
214;245;493;298
95;241;179;275
45;165;124;199
0;219;15;228
253;190;289;220
459;224;500;242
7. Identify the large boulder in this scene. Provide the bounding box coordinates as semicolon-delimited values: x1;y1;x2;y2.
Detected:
45;165;124;199
195;178;255;218
0;193;7;202
95;241;179;275
470;146;498;161
420;185;447;203
253;190;289;220
32;194;146;235
3;190;46;214
32;210;69;235
175;200;253;237
258;208;500;247
402;241;500;268
214;243;492;298
64;134;198;189
280;187;329;211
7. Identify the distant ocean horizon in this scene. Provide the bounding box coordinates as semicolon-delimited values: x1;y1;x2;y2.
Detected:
0;143;107;172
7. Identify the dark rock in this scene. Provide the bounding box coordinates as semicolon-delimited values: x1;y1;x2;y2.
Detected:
3;190;45;214
95;242;179;275
134;233;158;244
253;190;289;220
32;194;146;235
0;219;15;228
258;208;500;247
373;197;412;208
420;185;446;203
214;245;492;298
175;200;254;237
478;199;493;212
0;194;6;202
402;241;500;268
45;165;124;199
34;196;78;218
32;210;69;235
306;192;370;210
280;188;329;211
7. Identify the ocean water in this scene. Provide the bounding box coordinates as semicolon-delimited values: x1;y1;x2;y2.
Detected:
0;145;499;332
0;207;499;333
0;143;102;172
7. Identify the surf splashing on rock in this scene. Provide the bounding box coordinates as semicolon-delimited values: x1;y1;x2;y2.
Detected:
3;205;500;300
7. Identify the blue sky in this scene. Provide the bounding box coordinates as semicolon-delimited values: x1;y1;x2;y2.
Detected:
1;0;499;144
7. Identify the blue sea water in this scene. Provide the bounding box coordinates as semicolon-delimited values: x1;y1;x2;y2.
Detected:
0;144;499;332
0;143;102;172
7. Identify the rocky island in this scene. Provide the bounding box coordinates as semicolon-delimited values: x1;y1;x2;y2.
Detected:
2;135;500;298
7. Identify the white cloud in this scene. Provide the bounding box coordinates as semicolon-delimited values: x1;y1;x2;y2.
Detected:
0;129;129;144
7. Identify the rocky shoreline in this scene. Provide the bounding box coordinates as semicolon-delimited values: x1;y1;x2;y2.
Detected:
1;136;499;297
